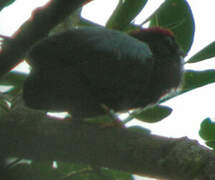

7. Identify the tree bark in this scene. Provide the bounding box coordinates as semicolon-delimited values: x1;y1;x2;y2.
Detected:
0;0;87;78
1;107;215;180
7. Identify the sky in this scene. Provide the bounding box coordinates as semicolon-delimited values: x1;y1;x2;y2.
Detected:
0;0;215;147
0;1;214;180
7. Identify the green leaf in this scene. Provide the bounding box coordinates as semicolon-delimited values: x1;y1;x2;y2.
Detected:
57;162;132;180
0;71;27;86
5;161;61;180
0;98;10;115
106;0;148;30
57;162;99;180
182;70;215;92
160;69;215;103
150;0;195;53
206;140;215;149
199;118;215;141
105;169;133;180
128;126;151;135
0;71;27;95
134;105;172;123
187;41;215;63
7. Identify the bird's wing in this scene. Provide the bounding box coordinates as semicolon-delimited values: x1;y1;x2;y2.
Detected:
23;67;106;118
27;27;154;110
68;28;155;109
28;27;152;69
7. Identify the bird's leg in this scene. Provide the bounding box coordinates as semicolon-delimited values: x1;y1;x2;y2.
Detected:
100;104;125;128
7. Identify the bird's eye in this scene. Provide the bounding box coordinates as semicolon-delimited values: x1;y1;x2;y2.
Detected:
165;36;180;52
165;36;175;46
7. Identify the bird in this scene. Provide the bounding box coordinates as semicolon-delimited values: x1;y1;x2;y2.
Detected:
23;26;184;119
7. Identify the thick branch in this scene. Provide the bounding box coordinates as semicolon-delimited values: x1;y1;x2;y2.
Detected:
0;108;215;180
0;0;86;78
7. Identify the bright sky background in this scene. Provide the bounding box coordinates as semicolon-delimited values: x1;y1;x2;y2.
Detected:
0;2;215;179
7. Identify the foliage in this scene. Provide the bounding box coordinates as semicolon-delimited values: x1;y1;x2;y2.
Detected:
188;42;215;63
1;0;215;179
199;118;215;150
0;0;15;11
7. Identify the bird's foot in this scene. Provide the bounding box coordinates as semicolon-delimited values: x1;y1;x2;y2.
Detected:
99;104;125;128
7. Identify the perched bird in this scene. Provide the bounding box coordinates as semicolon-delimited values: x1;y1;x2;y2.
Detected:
23;26;183;119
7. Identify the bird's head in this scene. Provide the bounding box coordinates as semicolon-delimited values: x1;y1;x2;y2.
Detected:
129;27;184;60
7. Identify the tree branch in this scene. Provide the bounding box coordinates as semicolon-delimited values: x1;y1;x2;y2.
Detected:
0;107;215;180
0;0;87;78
